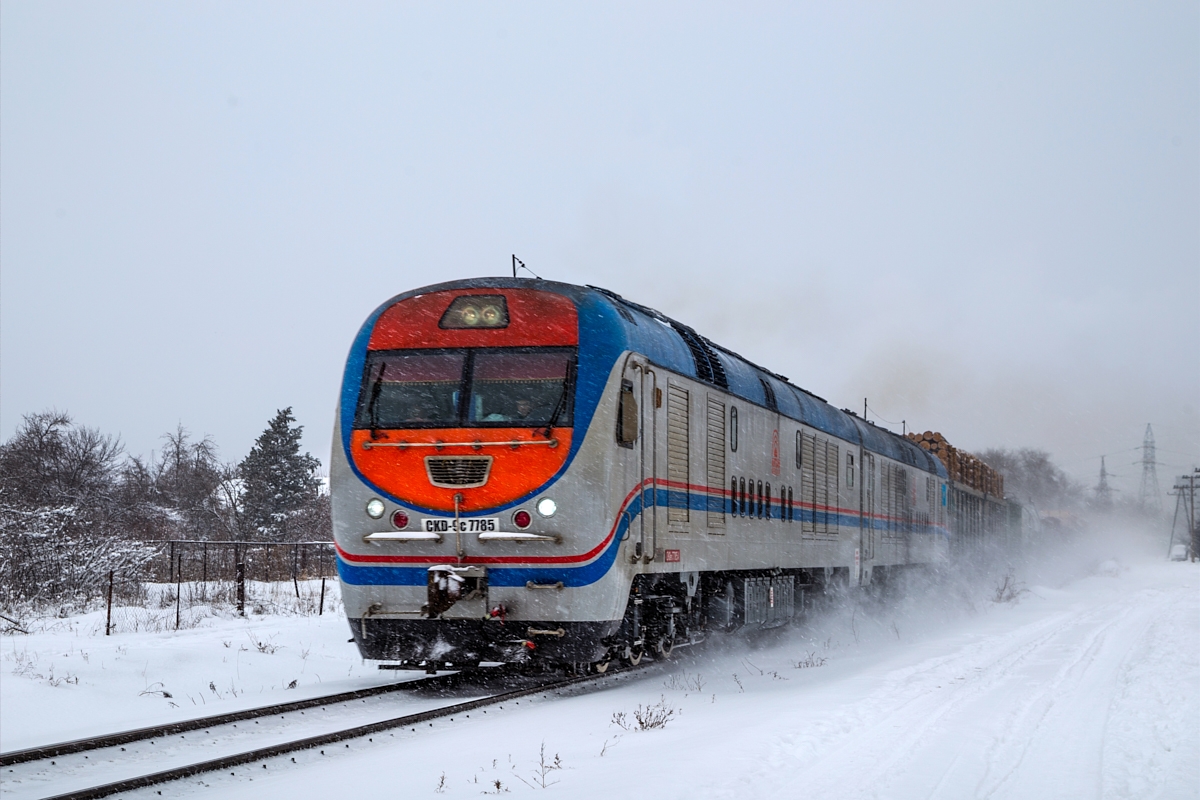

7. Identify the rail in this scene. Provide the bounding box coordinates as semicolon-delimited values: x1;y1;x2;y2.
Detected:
20;670;624;800
0;673;463;767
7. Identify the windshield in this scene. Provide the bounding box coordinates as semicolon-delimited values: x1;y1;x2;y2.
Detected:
359;351;465;428
354;347;575;430
468;350;573;425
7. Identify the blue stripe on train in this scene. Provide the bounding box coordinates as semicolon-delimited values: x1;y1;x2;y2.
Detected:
338;487;948;587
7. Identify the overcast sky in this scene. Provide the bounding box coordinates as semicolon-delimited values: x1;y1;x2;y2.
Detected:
2;1;1197;505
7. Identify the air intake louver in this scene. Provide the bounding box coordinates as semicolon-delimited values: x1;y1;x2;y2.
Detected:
759;377;778;412
424;456;493;488
670;322;729;389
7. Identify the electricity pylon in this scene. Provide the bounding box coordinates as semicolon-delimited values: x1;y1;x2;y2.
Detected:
1137;424;1162;514
1094;456;1112;510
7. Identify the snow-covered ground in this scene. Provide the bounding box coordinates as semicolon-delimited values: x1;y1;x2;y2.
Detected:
0;580;417;752
2;534;1197;799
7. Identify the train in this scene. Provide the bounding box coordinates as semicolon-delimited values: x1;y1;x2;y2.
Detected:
330;278;1016;672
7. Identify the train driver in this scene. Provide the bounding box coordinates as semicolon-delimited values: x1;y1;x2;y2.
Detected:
483;395;551;423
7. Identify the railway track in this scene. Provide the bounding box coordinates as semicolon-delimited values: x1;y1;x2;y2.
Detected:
0;669;470;768
2;667;627;800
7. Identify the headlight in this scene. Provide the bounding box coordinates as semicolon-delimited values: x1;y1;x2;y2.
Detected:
365;499;385;519
536;498;557;518
480;304;502;325
439;295;510;329
513;510;532;529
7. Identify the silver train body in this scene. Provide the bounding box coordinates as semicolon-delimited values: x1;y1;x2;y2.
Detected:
331;279;977;669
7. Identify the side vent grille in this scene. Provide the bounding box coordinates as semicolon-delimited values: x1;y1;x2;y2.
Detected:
666;384;690;525
424;456;493;488
801;433;816;534
706;395;726;529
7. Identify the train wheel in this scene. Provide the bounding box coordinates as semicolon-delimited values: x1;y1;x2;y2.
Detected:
592;658;611;674
623;645;643;667
655;636;674;659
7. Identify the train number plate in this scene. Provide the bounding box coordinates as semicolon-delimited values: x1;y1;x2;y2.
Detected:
422;517;499;534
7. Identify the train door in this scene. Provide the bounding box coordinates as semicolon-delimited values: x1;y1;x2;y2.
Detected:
623;358;659;563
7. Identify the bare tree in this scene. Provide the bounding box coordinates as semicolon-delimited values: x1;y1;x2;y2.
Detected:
108;425;243;542
0;410;123;506
977;448;1084;511
0;411;151;609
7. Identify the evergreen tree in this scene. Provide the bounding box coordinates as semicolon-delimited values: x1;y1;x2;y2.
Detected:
238;408;321;540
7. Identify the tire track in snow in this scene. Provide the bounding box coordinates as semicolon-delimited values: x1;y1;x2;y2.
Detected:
1098;588;1200;800
855;601;1141;799
787;605;1114;795
713;586;1178;800
705;607;1089;799
973;598;1151;799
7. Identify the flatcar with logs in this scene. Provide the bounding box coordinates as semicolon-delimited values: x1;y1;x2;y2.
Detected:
330;278;1012;672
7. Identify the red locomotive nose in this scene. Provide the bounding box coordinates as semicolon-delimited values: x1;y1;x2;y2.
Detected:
349;287;578;513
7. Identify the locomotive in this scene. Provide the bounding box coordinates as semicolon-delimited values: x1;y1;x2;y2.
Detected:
330;278;954;672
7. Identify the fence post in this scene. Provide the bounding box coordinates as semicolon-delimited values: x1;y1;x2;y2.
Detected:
175;552;182;630
105;570;114;636
319;576;326;616
168;540;176;583
235;543;245;616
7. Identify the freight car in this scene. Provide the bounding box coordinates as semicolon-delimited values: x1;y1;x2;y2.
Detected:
330;278;955;672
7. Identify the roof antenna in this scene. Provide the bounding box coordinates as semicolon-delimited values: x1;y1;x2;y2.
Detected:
512;254;541;280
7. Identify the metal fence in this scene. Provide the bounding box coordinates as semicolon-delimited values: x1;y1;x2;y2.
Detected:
147;540;336;584
98;540;339;633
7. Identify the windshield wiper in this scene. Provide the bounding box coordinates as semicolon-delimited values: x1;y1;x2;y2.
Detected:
366;362;386;440
539;377;571;439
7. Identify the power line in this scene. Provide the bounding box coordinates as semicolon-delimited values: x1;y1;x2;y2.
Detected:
1091;447;1143;458
863;400;903;427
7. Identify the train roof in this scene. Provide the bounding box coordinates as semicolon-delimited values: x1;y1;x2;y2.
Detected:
377;277;945;478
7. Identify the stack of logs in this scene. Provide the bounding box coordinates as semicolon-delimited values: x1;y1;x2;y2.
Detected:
906;431;1004;498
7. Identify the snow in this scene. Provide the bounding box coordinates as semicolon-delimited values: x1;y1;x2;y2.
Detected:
0;581;413;752
2;539;1197;800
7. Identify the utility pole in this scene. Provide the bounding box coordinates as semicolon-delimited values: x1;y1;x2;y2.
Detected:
1137;424;1163;514
1167;468;1199;560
